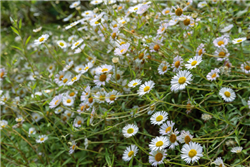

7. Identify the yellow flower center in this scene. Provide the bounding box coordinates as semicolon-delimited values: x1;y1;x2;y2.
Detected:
86;12;89;15
69;92;75;96
237;39;242;42
122;21;126;24
217;40;224;46
72;145;76;150
95;21;99;24
118;6;123;10
153;44;160;51
170;134;177;143
183;19;190;26
211;73;217;78
224;91;231;97
174;60;180;68
165;10;170;14
88;97;93;103
165;126;171;133
191;60;197;66
75;42;80;46
155;153;163;161
128;151;134;157
63;78;68;83
80;106;85;111
102;68;108;72
138;52;144;59
185;135;191;144
120;49;125;53
155;141;163;147
66;99;71;103
49;66;53;70
245;65;250;70
40;138;44;141
67;113;71;117
39;37;45;42
175;8;183;16
59;42;64;46
59;75;64;81
99;74;107;82
134;7;138;11
133;82;138;86
178;77;186;84
0;72;4;78
30;130;33;134
77;120;82;125
72;77;77;81
84;66;89;70
109;95;116;101
55;100;59;105
198;49;203;55
162;66;167;72
143;86;150;92
161;27;165;32
188;149;197;158
219;51;226;57
127;128;134;134
156;115;163;122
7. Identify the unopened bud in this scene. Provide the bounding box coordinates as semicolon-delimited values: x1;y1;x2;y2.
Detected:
112;57;119;64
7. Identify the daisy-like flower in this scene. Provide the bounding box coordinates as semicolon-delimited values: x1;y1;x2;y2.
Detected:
128;79;142;88
214;47;230;61
181;142;203;164
33;26;42;32
57;40;67;49
122;124;139;138
150;111;168;125
159;121;175;135
61;114;70;122
93;73;112;86
137;80;155;96
172;55;183;72
213;35;229;48
196;43;205;56
81;62;94;74
232;37;246;44
167;129;180;149
212;157;225;167
220;24;234;33
73;116;84;128
149;136;169;151
207;68;220;81
179;15;195;30
71;38;84;50
179;130;193;144
137;4;150;15
162;7;172;15
28;127;36;137
201;113;212;121
170;70;192;92
49;94;63;109
0;120;8;129
31;112;43;122
149;149;167;166
185;56;202;69
64;110;74;118
62;96;74;107
15;116;24;123
241;61;250;74
47;64;55;73
122;145;138;162
158;61;170;75
186;99;193;114
69;141;77;154
81;10;94;17
114;43;130;56
67;74;81;86
96;64;113;74
94;91;107;103
197;1;207;8
36;135;48;143
147;104;156;115
90;0;103;5
81;86;91;101
106;90;120;104
0;68;6;80
70;1;80;8
34;34;49;45
231;146;243;153
219;87;236;102
172;5;187;17
66;90;78;99
55;107;64;114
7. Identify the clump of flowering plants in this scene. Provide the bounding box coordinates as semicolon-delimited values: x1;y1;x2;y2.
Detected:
1;0;250;166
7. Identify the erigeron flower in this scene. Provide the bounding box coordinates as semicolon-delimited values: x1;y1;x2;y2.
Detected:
93;73;112;86
122;124;138;138
150;111;168;125
138;80;155;96
82;10;94;17
172;5;188;17
158;61;170;75
96;64;113;74
179;15;195;30
61;114;70;122
219;87;236;102
220;24;233;33
31;112;43;122
231;146;243;153
0;68;6;80
63;14;74;22
71;38;84;50
67;74;81;86
64;110;74;118
149;136;169;151
70;1;80;8
214;47;230;61
122;145;138;162
212;157;225;167
170;70;193;92
240;61;250;74
147;104;156;115
47;64;55;73
15;116;24;123
90;0;103;5
196;43;205;56
162;7;172;15
33;26;42;32
186;99;193;114
69;141;77;154
66;90;78;99
81;86;91;101
197;1;207;8
77;103;90;114
28;127;36;137
149;149;167;166
94;91;107;103
57;40;67;49
201;113;212;121
49;94;63;109
232;37;246;44
167;129;180;149
172;55;183;72
207;68;220;81
0;120;8;129
114;43;130;56
137;4;150;15
34;34;49;45
111;69;123;83
106;90;120;104
65;21;80;30
185;56;202;69
55;107;64;114
59;71;73;85
181;142;203;164
36;135;48;143
213;35;229;47
73;116;84;128
62;96;74;107
179;130;193;144
159;121;175;135
128;79;142;88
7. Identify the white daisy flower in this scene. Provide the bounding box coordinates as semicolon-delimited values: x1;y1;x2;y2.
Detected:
212;157;225;167
77;103;89;114
181;142;203;164
59;71;73;85
147;104;156;115
64;110;74;118
67;74;81;86
214;47;230;61
167;129;180;149
149;136;169;151
0;68;6;80
220;24;233;33
105;90;120;104
232;37;246;44
93;73;112;86
28;127;36;137
213;35;229;47
57;40;67;49
69;141;77;154
240;61;250;74
207;68;220;81
128;79;142;88
47;64;55;73
90;0;103;5
219;87;236;102
162;7;172;15
84;138;89;149
61;114;70;122
31;112;43;122
34;34;49;45
71;38;84;50
94;91;107;103
0;120;8;129
15;116;24;123
55;107;64;114
196;43;205;56
231;146;243;153
150;111;168;125
137;4;150;15
170;70;193;92
81;62;93;74
70;1;80;8
137;80;155;96
179;15;195;30
73;116;84;128
122;145;138;162
201;113;212;121
185;56;202;69
197;1;207;8
33;26;42;32
159;121;175;135
65;21;80;30
63;14;74;22
81;10;94;17
114;43;130;56
96;64;113;74
49;94;63;109
36;135;48;143
62;96;74;107
122;124;139;138
179;130;193;144
81;86;91;101
158;61;170;75
172;55;183;72
149;149;167;166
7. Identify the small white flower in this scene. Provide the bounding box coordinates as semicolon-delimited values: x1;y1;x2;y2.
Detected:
149;136;169;151
49;94;63;109
55;107;64;114
70;1;80;8
67;74;81;86
31;112;43;122
181;142;203;164
158;61;170;75
159;121;175;135
172;55;183;72
57;40;67;49
62;96;74;107
179;130;193;144
36;135;48;143
105;90;120;104
185;56;202;69
232;37;246;44
212;157;225;167
231;146;243;153
137;80;155;96
93;73;112;86
33;26;42;32
28;127;36;137
0;120;8;129
69;141;77;154
71;38;84;50
122;145;138;161
213;35;229;47
150;111;168;125
149;149;167;166
73;116;84;128
197;1;207;8
241;61;250;74
170;70;193;92
114;43;130;56
220;24;233;33
128;79;142;88
95;64;113;74
207;68;220;81
214;47;230;61
219;87;236;102
196;43;205;56
34;34;49;45
15;116;24;123
90;0;103;5
167;129;180;149
137;4;150;15
122;124;139;138
201;113;212;121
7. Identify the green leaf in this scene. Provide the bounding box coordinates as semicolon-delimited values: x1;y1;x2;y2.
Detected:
129;157;134;167
87;117;90;126
25;36;31;46
11;45;23;52
11;26;19;36
19;19;22;29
